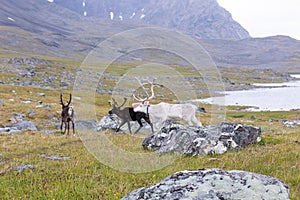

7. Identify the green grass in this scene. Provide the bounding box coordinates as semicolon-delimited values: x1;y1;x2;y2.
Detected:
1;65;300;199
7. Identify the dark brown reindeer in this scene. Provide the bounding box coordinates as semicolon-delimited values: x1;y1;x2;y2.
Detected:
108;97;154;134
60;93;75;135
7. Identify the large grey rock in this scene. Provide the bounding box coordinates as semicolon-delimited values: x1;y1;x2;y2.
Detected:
11;164;35;173
0;127;21;134
97;115;120;131
75;120;98;131
97;115;153;134
7;121;38;131
142;122;261;156
122;168;290;200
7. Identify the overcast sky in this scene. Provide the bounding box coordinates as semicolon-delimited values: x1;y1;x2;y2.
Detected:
217;0;300;40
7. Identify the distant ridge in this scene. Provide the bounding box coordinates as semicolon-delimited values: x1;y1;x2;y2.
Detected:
54;0;250;40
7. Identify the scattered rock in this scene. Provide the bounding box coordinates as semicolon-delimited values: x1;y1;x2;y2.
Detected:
7;57;52;65
21;100;32;104
41;154;70;161
9;113;25;123
282;120;300;128
11;164;35;173
28;110;36;117
0;127;21;134
7;121;38;131
76;120;98;131
122;168;290;200
42;130;56;134
43;105;52;110
142;122;261;156
37;93;45;97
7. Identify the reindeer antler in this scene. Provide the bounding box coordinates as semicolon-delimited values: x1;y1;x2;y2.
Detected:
60;93;72;107
60;93;64;106
112;98;118;107
67;94;72;107
119;97;127;108
133;78;158;102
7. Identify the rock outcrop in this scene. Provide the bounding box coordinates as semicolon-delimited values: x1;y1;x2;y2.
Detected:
0;113;38;134
142;122;261;156
55;0;250;40
97;115;153;134
122;168;290;200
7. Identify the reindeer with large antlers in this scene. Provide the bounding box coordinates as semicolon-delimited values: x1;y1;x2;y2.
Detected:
108;97;154;134
60;93;75;135
132;79;206;130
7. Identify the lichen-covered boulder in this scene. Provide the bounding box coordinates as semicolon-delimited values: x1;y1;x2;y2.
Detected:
122;168;290;200
76;120;98;131
142;122;261;156
97;115;153;134
9;121;38;131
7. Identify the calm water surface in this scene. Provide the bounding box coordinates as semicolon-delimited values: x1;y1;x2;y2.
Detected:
199;74;300;111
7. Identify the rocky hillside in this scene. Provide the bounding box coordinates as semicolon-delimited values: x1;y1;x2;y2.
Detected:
1;0;300;71
54;0;250;40
202;36;300;70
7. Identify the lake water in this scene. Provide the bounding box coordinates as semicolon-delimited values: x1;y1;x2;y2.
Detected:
198;74;300;112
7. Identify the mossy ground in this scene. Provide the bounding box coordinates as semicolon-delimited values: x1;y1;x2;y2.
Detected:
0;62;299;199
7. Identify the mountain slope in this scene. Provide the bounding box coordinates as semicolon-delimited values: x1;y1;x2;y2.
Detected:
54;0;250;40
1;0;300;71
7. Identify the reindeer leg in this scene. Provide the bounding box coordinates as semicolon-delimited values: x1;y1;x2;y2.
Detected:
134;120;143;134
127;122;132;134
63;122;67;135
192;115;202;126
117;120;126;132
67;121;70;135
72;121;75;135
149;122;154;133
144;117;154;133
60;121;63;134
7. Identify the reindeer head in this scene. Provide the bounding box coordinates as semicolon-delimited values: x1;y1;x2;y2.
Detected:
60;93;72;109
108;97;127;115
60;93;74;118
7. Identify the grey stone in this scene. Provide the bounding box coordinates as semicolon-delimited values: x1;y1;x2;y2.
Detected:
11;164;35;172
21;100;32;104
97;115;120;132
142;122;261;156
122;168;290;200
41;154;70;160
28;110;36;117
9;113;25;123
76;120;98;131
37;93;45;97
282;120;300;128
7;121;38;131
0;100;4;106
0;127;21;134
42;130;55;134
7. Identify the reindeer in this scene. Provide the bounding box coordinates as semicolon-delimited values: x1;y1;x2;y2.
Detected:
60;93;75;135
132;80;206;130
108;97;154;134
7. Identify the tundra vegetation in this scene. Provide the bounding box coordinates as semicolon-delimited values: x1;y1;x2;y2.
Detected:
0;57;299;199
